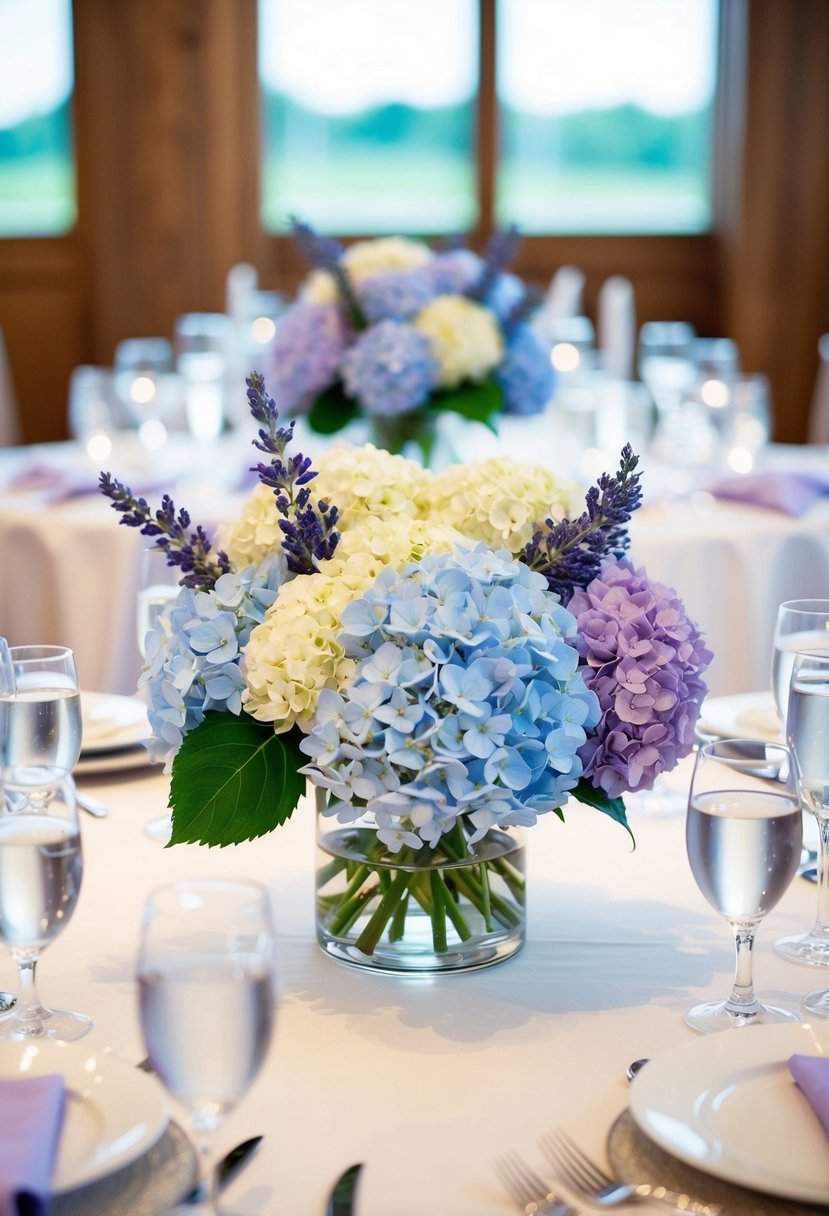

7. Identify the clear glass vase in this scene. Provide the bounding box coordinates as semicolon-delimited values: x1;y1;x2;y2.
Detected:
314;789;526;973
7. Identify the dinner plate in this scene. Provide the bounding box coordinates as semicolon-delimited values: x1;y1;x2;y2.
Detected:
74;745;161;777
629;1022;829;1204
0;1040;169;1193
81;691;150;754
697;690;783;744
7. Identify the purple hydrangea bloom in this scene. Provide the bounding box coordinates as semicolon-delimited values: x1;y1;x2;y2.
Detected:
340;319;439;417
567;558;712;798
358;269;436;323
496;324;555;416
270;303;350;413
425;249;484;295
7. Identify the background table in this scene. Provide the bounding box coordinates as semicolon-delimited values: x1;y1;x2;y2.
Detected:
11;757;821;1215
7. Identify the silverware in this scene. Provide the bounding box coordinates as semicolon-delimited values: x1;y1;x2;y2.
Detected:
625;1058;649;1082
76;791;110;818
326;1163;363;1216
495;1151;575;1216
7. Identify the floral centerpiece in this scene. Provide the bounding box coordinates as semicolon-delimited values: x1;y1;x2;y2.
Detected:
269;221;554;461
101;374;711;971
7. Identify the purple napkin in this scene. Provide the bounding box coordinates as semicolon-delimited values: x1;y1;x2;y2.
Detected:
3;461;101;503
789;1053;829;1137
709;471;829;517
0;1074;66;1216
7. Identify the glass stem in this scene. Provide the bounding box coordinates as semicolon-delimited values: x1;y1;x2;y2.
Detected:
12;951;46;1032
187;1131;220;1214
725;920;761;1016
811;814;829;938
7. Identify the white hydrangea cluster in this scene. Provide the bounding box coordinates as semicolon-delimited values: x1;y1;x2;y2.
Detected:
413;295;504;388
301;237;432;305
312;444;432;529
217;483;284;570
418;457;582;554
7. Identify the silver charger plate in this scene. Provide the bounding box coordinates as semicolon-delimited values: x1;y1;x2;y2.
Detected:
54;1120;197;1216
607;1111;827;1216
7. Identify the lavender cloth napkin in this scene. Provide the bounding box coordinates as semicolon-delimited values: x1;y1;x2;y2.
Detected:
709;470;829;517
0;1074;66;1216
789;1053;829;1137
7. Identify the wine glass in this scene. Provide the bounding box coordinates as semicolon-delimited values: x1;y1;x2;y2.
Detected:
638;321;697;419
138;879;276;1214
777;650;829;970
0;645;82;810
685;738;802;1033
771;599;829;724
0;776;91;1041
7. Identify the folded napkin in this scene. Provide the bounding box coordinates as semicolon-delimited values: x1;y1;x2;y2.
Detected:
709;470;829;517
3;460;102;504
0;1074;66;1216
789;1053;829;1137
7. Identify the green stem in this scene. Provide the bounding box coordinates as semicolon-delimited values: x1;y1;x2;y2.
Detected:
430;871;448;953
354;869;414;956
328;863;373;935
437;874;473;941
389;891;410;942
317;857;348;889
478;860;494;932
336;885;381;935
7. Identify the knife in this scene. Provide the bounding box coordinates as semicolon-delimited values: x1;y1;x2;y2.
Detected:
326;1163;363;1216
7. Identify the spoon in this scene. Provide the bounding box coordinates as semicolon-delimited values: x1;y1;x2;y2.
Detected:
625;1058;649;1082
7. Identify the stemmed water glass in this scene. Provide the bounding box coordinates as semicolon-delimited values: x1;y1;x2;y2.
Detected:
777;650;829;975
138;879;276;1214
685;738;803;1033
0;776;91;1040
0;645;82;810
771;599;829;724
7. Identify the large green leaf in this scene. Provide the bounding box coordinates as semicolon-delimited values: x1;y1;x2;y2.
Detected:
571;779;635;849
168;712;306;847
427;375;504;432
308;383;359;434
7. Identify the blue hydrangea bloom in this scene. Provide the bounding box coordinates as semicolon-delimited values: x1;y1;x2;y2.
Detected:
358;270;436;323
270;303;349;413
140;553;286;764
424;249;483;295
496;324;555;416
340;320;439;417
484;272;525;323
299;546;600;849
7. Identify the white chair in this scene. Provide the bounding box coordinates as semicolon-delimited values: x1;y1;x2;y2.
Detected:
807;332;829;444
0;326;20;448
542;265;585;322
598;275;636;380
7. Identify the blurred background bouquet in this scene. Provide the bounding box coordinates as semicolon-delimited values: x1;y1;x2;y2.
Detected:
269;221;555;461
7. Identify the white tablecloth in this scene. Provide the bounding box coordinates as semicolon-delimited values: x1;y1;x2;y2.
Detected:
7;758;819;1215
3;436;829;698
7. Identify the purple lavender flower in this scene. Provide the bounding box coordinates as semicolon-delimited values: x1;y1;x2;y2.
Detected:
340;320;439;417
425;249;483;295
568;559;712;798
358;269;436;323
496;324;555;416
270;303;350;413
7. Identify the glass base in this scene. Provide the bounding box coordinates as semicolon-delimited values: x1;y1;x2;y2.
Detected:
774;932;829;967
318;922;524;974
802;987;829;1018
685;998;801;1034
0;1005;92;1041
145;814;173;843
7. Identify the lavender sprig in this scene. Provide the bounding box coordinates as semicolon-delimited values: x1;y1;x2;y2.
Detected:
502;283;545;336
290;216;366;330
98;473;230;590
246;372;340;575
468;224;522;302
520;445;643;602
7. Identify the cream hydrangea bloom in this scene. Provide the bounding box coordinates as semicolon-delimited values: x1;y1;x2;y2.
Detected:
301;237;432;305
312;444;432;530
242;514;465;733
413;295;503;389
217;483;283;569
418;457;582;554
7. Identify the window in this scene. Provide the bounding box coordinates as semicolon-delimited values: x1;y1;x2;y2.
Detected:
0;0;76;237
258;0;478;235
258;0;718;237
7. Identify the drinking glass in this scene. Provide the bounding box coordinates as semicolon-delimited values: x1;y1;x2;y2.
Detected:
638;321;697;418
777;650;829;970
138;879;276;1214
0;645;82;810
0;776;91;1040
771;599;829;724
685;738;802;1033
174;313;233;443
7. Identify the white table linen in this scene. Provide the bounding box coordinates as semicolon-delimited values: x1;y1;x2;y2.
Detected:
12;760;820;1215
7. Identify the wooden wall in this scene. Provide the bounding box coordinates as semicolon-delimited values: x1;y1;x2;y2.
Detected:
0;0;827;445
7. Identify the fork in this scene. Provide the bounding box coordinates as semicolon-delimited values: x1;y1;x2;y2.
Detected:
495;1150;576;1216
541;1129;722;1216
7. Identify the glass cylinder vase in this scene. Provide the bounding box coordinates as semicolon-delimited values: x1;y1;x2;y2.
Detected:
314;789;526;974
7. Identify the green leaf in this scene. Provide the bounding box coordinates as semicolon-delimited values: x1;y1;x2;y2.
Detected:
308;383;360;434
427;375;504;432
168;712;306;847
570;779;635;849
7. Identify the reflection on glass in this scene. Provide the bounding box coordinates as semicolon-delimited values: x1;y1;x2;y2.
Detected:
258;0;477;233
0;0;76;236
497;0;718;234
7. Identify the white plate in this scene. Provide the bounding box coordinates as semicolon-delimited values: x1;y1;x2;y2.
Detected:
75;745;161;777
629;1022;829;1204
81;691;150;755
697;690;783;744
0;1040;169;1193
